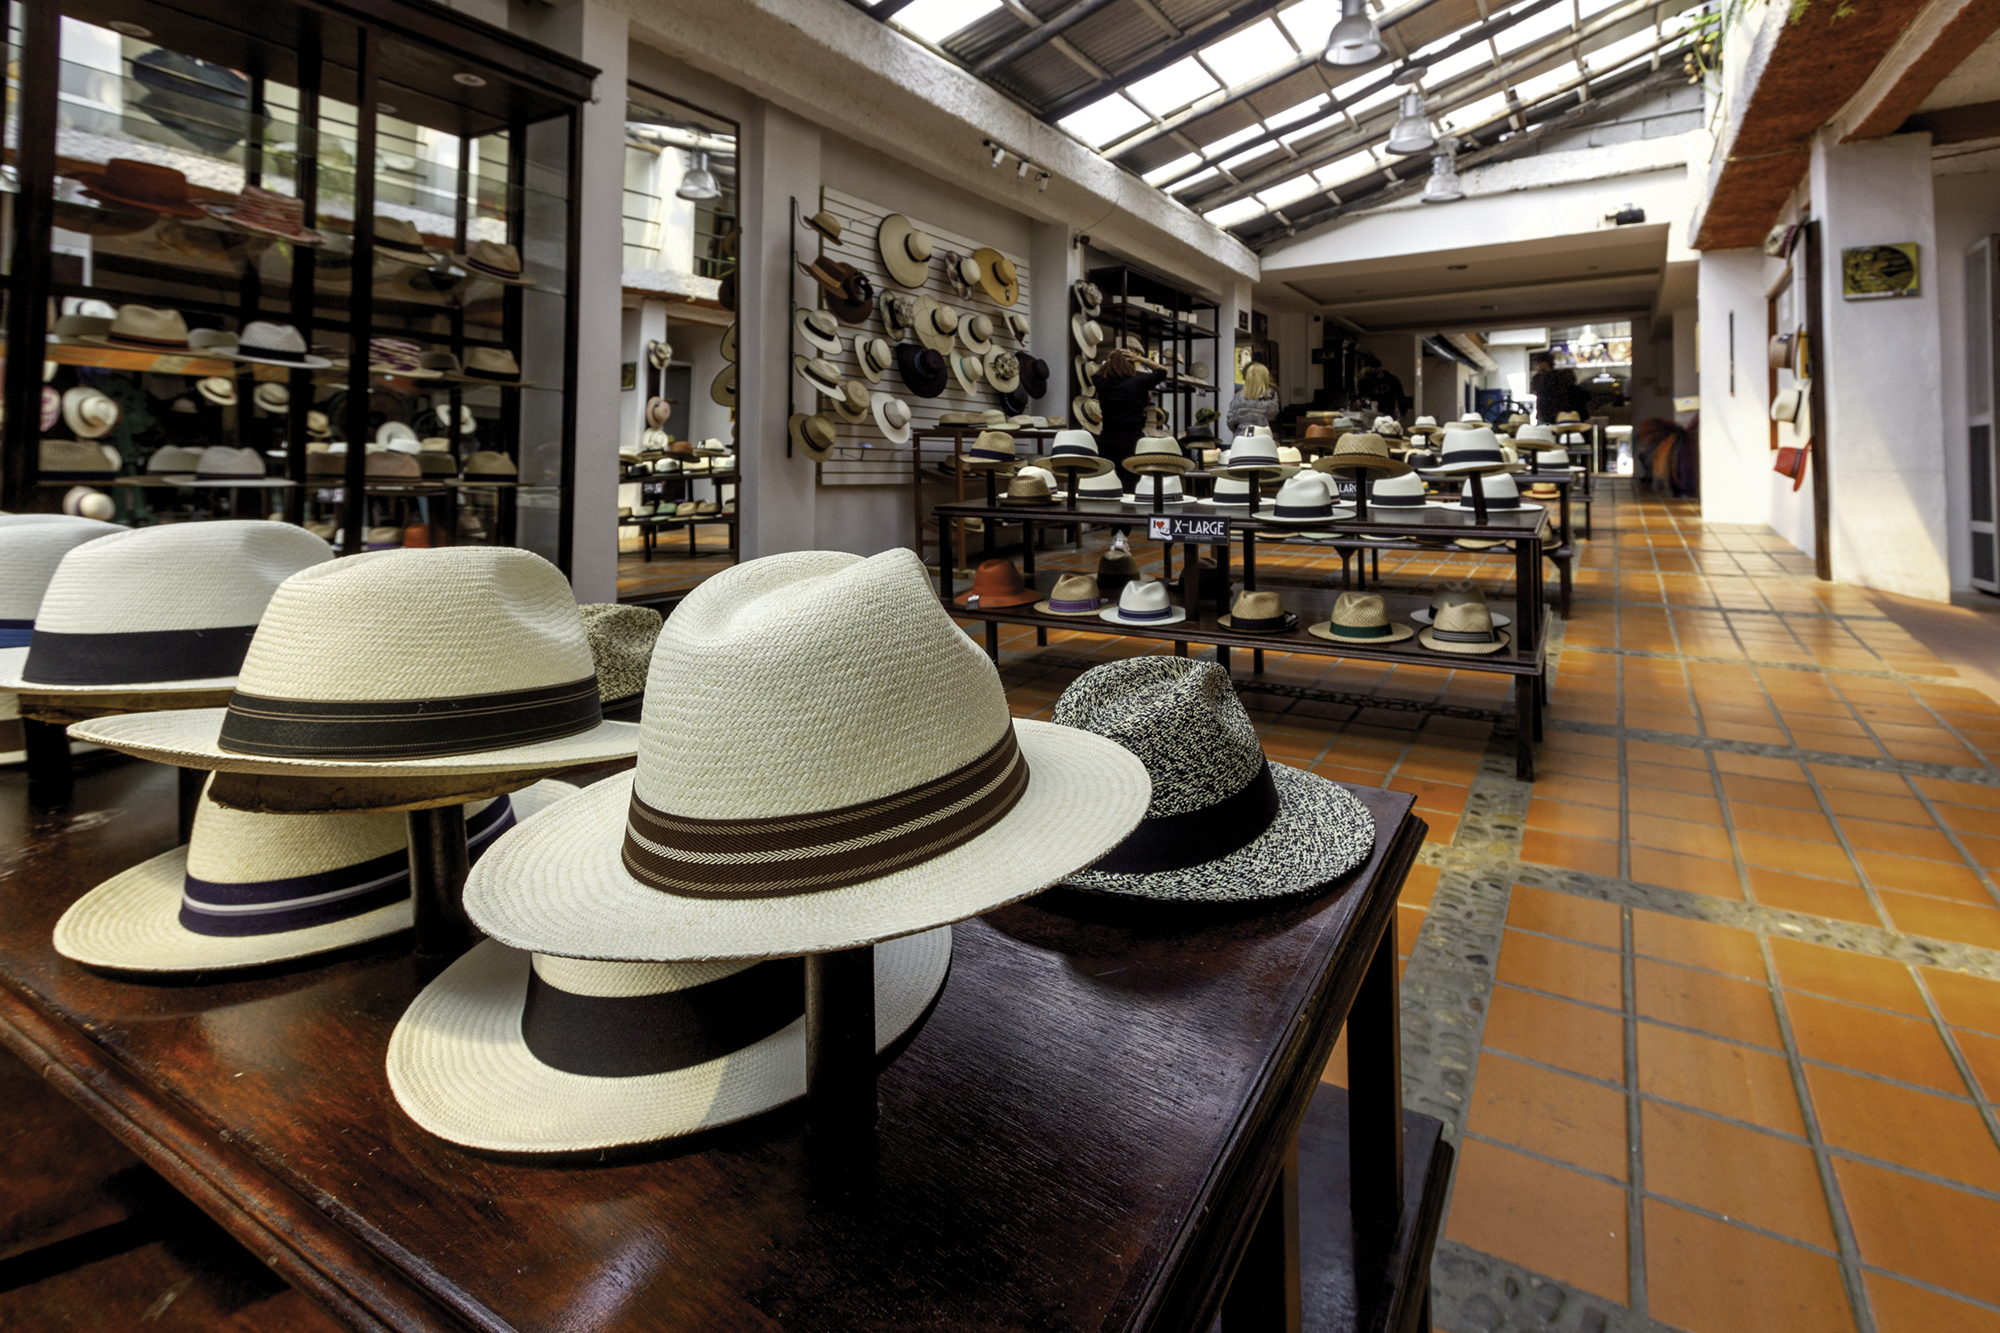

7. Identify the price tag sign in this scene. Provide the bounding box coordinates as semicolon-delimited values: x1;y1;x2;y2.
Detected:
1147;513;1232;545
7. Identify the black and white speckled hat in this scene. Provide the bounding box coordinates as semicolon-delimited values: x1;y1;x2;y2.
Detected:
1051;657;1375;902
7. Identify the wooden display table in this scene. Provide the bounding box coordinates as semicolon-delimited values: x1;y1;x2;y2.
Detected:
12;685;233;832
0;760;1447;1333
938;495;1550;778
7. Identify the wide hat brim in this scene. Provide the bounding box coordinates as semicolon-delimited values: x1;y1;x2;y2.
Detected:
1100;604;1187;626
452;254;537;287
385;926;950;1153
1307;620;1415;645
1427;459;1527;475
985;358;1021;393
974;250;1019;306
872;396;913;444
51;780;577;973
66;708;642;778
793;309;843;357
1071;315;1102;355
1032;597;1107;617
1442;499;1538;513
1217;611;1299;635
1418;626;1512;655
1067;764;1376;903
460;718;1149;961
913;299;957;355
1126;453;1194;475
711;366;737;407
1026;453;1113;477
950;357;985;395
877;215;931;290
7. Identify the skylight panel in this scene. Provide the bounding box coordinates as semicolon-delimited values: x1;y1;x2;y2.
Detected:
1578;0;1624;18
1341;80;1402;119
1198;123;1268;157
1171;166;1223;193
1220;141;1285;172
1258;174;1324;209
1201;20;1297;87
1276;0;1345;50
1495;1;1574;55
1125;57;1222;116
1506;65;1575;106
1281;112;1344;147
1585;29;1656;73
1419;43;1493;87
1439;90;1508;132
1058;94;1152;148
1265;95;1331;130
1144;152;1205;185
896;0;1002;45
1313;149;1380;188
1203;198;1267;228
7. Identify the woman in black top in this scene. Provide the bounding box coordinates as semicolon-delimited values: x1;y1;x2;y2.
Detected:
1091;347;1170;491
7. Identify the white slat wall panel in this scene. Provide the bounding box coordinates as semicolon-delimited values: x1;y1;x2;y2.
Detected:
800;188;1034;486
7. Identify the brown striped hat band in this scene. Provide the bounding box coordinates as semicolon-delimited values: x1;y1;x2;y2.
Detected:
621;727;1030;899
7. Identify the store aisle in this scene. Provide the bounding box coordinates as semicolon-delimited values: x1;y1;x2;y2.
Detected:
978;480;2000;1333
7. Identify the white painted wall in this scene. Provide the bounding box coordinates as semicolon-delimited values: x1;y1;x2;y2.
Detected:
1930;166;2000;594
1695;247;1792;530
1810;130;1949;601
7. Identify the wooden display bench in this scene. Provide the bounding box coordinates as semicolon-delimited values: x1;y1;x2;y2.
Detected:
937;491;1550;780
632;509;740;559
12;687;229;837
0;759;1449;1333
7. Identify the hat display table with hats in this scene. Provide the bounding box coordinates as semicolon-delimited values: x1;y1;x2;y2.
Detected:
0;716;1446;1333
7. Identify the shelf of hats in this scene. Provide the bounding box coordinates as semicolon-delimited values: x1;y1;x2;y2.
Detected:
788;190;1055;494
1070;265;1224;431
14;16;584;559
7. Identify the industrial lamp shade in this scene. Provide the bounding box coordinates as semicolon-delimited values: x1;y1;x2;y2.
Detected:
1324;0;1382;66
1421;152;1463;204
676;150;722;202
1385;92;1436;156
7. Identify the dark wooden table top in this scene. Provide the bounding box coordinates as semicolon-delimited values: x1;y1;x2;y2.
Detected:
936;496;1551;542
0;759;1423;1333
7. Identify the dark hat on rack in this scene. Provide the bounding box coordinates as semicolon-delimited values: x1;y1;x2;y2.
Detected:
896;344;949;399
798;258;875;324
1020;356;1050;399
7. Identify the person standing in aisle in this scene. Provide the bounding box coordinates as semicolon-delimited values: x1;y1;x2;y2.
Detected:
1226;361;1279;441
1093;347;1171;492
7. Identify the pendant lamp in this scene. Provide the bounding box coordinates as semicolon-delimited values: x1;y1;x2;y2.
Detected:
1421;139;1463;203
1385;91;1436;156
1325;0;1383;66
677;150;721;202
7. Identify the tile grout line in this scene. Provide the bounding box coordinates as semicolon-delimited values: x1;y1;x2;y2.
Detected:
1909;967;2000;1171
1550;716;2000;787
1620;900;1648;1319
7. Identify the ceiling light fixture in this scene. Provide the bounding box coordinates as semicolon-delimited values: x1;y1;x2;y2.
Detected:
108;20;152;37
1325;0;1383;67
989;142;1007;168
676;150;722;202
1421;137;1463;204
1386;91;1436;156
453;72;487;88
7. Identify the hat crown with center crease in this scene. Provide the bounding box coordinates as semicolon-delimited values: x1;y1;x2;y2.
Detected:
16;522;332;690
1458;471;1522;505
0;516;122;632
461;549;1151;960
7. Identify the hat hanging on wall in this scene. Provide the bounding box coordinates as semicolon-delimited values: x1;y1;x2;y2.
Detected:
896;344;949;399
881;293;917;343
911;296;959;355
1073;354;1099;395
876;214;933;290
1071;315;1104;358
1020;356;1050;400
872;392;913;444
949;352;987;396
719;323;737;363
788;412;838;461
1006;312;1030;342
972;248;1020;306
645;397;673;430
985;348;1022;394
799;257;875;324
960;313;997;357
1072;280;1103;317
62;386;123;439
793;356;844;398
794;307;845;358
1072;396;1104;434
942;251;976;300
856;336;894;384
831;379;873;427
805;210;844;246
647;339;673;370
710;364;737;408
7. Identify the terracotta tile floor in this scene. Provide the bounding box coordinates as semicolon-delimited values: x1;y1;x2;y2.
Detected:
965;480;2000;1332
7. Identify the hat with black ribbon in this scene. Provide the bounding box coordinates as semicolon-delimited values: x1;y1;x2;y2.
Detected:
1051;657;1376;902
0;515;123;659
0;521;331;697
52;778;575;973
1218;589;1297;635
1308;591;1415;645
66;547;643;777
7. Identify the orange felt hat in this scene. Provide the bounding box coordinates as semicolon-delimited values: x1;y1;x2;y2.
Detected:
952;559;1042;609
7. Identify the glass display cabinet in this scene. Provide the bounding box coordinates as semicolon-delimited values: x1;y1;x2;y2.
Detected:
1;0;594;571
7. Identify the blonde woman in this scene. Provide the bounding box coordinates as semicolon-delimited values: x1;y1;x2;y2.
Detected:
1226;362;1279;437
1090;346;1171;490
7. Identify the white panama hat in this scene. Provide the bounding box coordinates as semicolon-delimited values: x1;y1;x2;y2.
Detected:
1213;434;1285;477
1444;471;1536;512
461;549;1151;961
53;779;576;973
1515;424;1557;445
0;516;123;646
1410;583;1513;629
0;522;332;696
1200;475;1254;509
1075;467;1124;497
386;924;951;1152
1051;658;1374;902
872;392;913;444
1425;426;1522;475
67;547;642;776
1264;472;1343;526
1028;428;1114;478
1129;473;1186;505
793;307;844;358
1100;577;1185;627
1365;471;1434;508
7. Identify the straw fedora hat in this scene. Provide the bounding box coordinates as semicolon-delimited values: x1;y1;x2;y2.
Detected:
387;922;950;1152
1426;426;1521;475
39;440;117;483
955;558;1042;607
1201;475;1254;509
1072;280;1103;316
1074;354;1099;395
1000;473;1055;506
856;336;894;384
461;347;532;388
913;296;959;355
579;603;661;709
949;352;987;395
960;313;997;357
253;382;290;414
1006;312;1030;342
1365;471;1433;508
0;516;123;645
84;305;191;354
1100;577;1183;627
372;215;440;267
984;348;1022;394
711;364;737;408
1213;435;1285;478
66;548;642;775
62;387;123;439
645;396;672;429
1557;411;1583;423
1052;658;1374;902
233;321;332;369
183;445;292;487
1309;592;1415;646
1126;437;1192;475
1315;433;1410;477
461;451;518;479
1029;428;1113;477
1410;584;1511;629
1072;315;1104;357
805;210;843;245
831;378;873;426
1130;473;1186;505
1444;471;1534;512
793;307;844;358
877;213;933;289
459;549;1149;961
792;355;842;398
196;376;236;407
1264;472;1341;526
873;393;913;444
973;248;1020;305
1032;574;1105;618
788;412;837;461
74;158;206;217
1515;424;1558;446
454;240;536;287
1219;589;1296;634
961;430;1017;469
0;522;331;696
1418;599;1510;654
53;779;575;974
1075;467;1124;498
1073;397;1104;434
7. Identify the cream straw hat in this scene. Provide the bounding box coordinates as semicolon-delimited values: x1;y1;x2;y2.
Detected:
53;779;576;973
67;548;642;775
1308;591;1415;645
461;549;1151;961
0;522;331;696
0;516;122;646
385;925;950;1152
1410;583;1512;629
1417;599;1511;654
